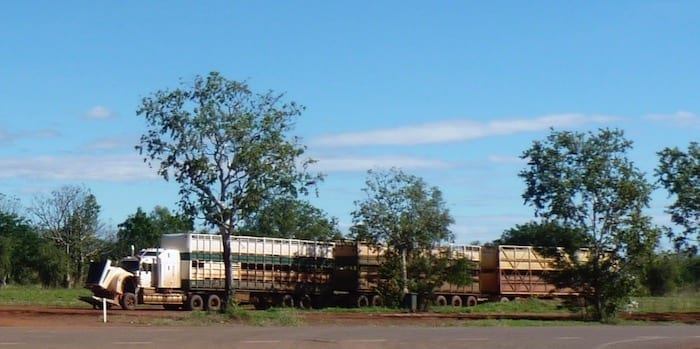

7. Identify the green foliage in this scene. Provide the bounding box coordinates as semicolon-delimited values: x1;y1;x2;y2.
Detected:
409;249;474;310
0;211;34;285
640;253;700;295
519;128;660;321
642;253;684;296
656;142;700;254
115;206;193;256
681;254;700;290
239;197;342;241
376;251;405;308
351;168;456;306
34;241;70;287
30;185;104;287
351;168;454;252
497;221;590;254
0;211;68;287
136;71;321;309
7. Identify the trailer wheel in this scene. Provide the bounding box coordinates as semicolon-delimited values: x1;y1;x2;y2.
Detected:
188;294;204;311
450;295;462;307
466;296;478;307
356;295;369;308
435;295;448;306
206;294;221;312
371;295;383;307
254;299;271;310
297;294;312;309
120;292;137;310
281;294;295;308
500;296;510;303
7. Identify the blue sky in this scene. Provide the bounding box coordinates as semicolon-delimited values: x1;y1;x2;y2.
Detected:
1;1;698;245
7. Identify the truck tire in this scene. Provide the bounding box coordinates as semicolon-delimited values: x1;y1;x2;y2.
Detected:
466;296;478;307
356;295;369;308
254;299;271;310
435;295;448;306
451;295;462;307
120;292;136;310
371;295;383;307
188;294;204;311
281;294;294;308
206;294;221;312
297;294;312;309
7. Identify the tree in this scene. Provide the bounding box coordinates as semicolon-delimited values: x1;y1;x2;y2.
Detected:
239;197;341;241
656;142;700;254
116;206;193;256
0;212;30;286
137;72;321;310
30;185;104;287
0;208;67;287
0;193;22;216
350;168;462;307
519;128;660;321
497;221;590;253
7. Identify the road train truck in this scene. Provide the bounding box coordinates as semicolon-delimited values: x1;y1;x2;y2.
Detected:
81;233;335;311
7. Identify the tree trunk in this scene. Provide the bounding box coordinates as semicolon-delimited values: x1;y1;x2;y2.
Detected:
222;229;232;312
401;248;408;294
64;244;72;288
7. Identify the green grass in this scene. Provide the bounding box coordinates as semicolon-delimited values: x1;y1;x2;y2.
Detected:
0;285;89;307
315;306;395;314
459;319;592;327
433;298;572;314
630;296;700;313
243;308;301;326
1;286;697;327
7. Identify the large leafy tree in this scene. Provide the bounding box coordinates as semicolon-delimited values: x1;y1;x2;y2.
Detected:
30;185;104;287
0;210;66;287
0;211;31;286
656;142;700;254
115;206;193;256
137;72;321;310
0;194;67;287
497;221;590;254
239;198;341;241
350;168;464;307
519;128;660;320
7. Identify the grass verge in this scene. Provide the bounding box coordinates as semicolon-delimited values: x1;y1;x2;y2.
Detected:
0;285;88;307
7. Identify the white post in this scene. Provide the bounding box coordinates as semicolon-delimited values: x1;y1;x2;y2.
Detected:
102;298;107;323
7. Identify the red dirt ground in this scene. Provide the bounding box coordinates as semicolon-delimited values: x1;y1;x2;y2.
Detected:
0;306;697;327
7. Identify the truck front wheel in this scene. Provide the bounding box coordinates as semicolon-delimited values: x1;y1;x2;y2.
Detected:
120;292;136;310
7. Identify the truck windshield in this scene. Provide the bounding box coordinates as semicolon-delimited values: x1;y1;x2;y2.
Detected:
121;259;140;273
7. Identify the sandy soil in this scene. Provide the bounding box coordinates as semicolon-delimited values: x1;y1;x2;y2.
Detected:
0;306;697;327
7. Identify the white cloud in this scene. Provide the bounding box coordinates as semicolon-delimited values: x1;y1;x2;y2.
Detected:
311;114;618;147
85;106;116;120
0;128;60;143
0;129;11;143
0;154;157;181
487;155;526;165
311;154;451;173
83;136;137;151
644;111;699;128
19;129;61;139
